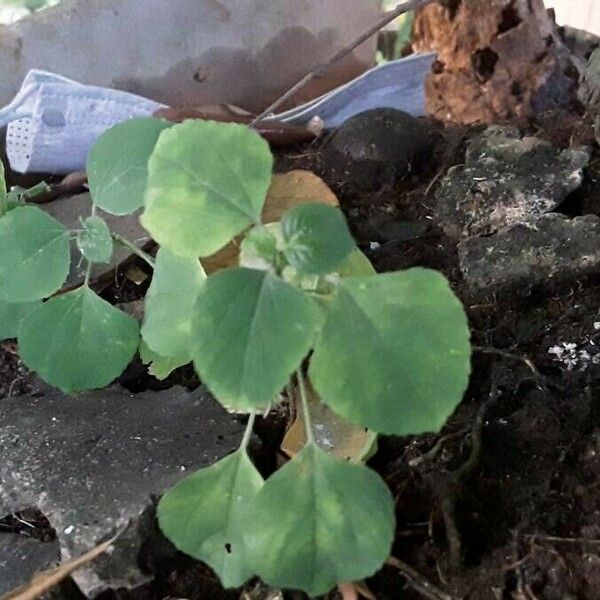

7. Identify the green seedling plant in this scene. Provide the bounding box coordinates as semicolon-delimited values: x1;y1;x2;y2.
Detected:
0;118;472;597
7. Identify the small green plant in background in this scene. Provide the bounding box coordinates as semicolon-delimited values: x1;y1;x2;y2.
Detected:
377;2;414;64
1;0;55;9
0;0;60;13
0;118;471;596
0;0;61;24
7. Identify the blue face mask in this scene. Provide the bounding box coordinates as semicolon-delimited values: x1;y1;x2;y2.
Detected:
0;53;434;175
0;70;164;174
271;53;436;128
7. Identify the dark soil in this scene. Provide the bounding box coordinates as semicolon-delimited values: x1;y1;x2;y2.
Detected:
3;111;600;599
0;341;39;399
273;115;600;599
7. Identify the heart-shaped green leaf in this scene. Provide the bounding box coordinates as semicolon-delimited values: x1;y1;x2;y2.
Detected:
158;449;263;588
239;225;280;271
335;248;376;278
87;118;172;215
18;286;139;392
310;269;471;435
77;215;113;264
138;340;190;380
192;268;323;410
141;121;272;257
0;206;70;302
141;248;206;358
243;443;395;597
0;299;41;341
281;203;355;275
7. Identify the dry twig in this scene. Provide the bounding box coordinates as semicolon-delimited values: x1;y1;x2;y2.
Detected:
1;533;120;600
250;0;437;125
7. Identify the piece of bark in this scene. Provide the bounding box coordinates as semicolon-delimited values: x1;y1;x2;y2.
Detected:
413;0;580;124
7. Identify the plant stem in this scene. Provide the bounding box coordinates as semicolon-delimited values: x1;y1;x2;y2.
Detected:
82;204;98;286
83;261;93;287
250;0;435;125
111;232;155;269
297;369;314;445
240;412;257;452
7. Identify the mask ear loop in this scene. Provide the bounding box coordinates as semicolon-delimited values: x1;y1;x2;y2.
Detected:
21;69;83;87
0;82;37;128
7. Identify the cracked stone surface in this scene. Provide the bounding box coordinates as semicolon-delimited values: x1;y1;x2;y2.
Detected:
0;385;244;597
458;213;600;298
561;26;599;64
583;49;600;145
0;533;60;595
435;125;590;239
580;48;600;114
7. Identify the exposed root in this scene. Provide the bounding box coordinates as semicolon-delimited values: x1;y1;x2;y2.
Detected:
409;428;469;468
387;557;456;600
522;533;600;546
473;345;552;390
436;381;501;567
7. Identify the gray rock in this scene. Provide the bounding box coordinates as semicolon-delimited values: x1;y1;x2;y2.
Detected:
458;213;600;298
324;108;434;192
585;49;600;141
435;125;589;239
0;533;60;595
0;385;244;597
560;26;599;63
579;48;600;113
